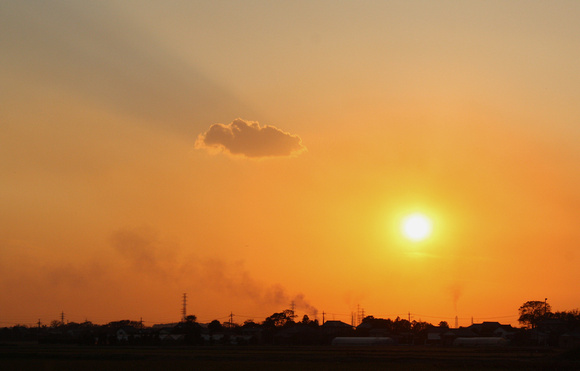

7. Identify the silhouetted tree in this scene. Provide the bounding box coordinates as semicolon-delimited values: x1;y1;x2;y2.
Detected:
393;317;411;333
362;315;375;322
174;318;202;345
411;320;430;333
263;310;295;328
519;300;551;329
438;321;449;329
208;320;223;333
242;319;259;328
361;316;392;330
184;315;197;323
551;310;580;331
80;320;94;328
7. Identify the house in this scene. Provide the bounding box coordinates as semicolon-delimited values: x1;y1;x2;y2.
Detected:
322;320;354;337
274;324;319;345
468;322;501;336
493;325;517;340
442;327;477;346
426;326;448;345
116;326;138;342
151;322;180;330
158;327;184;343
201;333;225;344
537;319;568;335
241;325;263;341
537;319;569;346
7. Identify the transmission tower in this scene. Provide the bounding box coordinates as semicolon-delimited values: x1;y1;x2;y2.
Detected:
182;293;187;321
355;305;366;326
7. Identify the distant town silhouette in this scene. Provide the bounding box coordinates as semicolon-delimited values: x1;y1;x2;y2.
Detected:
2;300;580;348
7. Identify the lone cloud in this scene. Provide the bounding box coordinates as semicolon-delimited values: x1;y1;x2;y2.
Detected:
196;118;306;158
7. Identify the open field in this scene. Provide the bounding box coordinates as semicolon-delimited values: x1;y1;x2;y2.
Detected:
1;343;580;370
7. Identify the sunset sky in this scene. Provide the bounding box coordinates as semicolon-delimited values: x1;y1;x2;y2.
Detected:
1;0;579;328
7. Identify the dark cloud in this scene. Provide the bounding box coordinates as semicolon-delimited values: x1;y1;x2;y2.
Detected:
196;118;307;158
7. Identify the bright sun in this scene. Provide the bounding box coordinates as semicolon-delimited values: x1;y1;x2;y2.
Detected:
401;213;433;241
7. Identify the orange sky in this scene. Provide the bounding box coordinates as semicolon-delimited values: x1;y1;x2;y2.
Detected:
1;0;579;328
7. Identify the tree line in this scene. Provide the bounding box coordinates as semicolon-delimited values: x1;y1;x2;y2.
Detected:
518;300;580;329
1;300;579;346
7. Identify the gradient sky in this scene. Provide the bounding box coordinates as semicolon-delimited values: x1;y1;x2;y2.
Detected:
1;0;579;327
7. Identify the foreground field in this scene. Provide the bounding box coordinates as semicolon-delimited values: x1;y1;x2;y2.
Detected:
1;343;579;370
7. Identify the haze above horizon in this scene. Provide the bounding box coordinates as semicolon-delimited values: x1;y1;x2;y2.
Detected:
1;0;579;328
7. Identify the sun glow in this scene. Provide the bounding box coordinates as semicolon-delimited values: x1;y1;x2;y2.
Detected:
401;213;433;241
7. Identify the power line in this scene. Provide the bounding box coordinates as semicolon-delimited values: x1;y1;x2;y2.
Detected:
0;308;521;327
412;313;517;320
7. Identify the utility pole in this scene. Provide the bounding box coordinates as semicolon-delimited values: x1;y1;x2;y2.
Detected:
61;311;65;325
544;298;548;317
229;312;234;328
182;293;187;321
38;319;41;329
322;311;325;325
